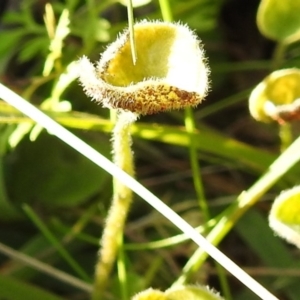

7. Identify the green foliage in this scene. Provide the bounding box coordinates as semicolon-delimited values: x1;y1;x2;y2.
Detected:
6;132;110;209
0;0;300;300
0;275;63;300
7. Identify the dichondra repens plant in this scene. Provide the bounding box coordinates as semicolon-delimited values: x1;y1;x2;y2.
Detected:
78;20;210;299
78;20;209;115
1;0;300;299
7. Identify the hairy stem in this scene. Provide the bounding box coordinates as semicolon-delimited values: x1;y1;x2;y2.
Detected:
92;111;137;300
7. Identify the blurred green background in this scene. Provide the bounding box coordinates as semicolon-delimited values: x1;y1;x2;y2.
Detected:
1;0;300;299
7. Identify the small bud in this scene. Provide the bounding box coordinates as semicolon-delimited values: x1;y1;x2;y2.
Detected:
249;68;300;123
257;0;300;42
269;186;300;249
78;20;209;115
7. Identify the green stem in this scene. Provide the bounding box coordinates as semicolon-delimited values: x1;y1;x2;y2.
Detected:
158;0;173;21
117;234;128;300
159;0;209;232
158;0;230;296
0;129;20;220
184;108;231;299
279;123;292;151
215;263;233;300
23;204;91;282
272;42;287;70
184;107;209;218
92;111;137;300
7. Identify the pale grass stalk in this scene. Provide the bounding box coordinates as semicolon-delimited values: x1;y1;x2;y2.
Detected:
0;242;92;293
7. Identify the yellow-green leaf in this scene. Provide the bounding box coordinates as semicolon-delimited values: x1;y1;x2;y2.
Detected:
0;275;63;300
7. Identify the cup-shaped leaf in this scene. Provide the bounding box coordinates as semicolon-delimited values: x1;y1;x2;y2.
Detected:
269;186;300;249
131;286;223;300
257;0;300;42
249;68;300;123
119;0;151;7
78;20;209;115
131;288;167;300
165;285;223;300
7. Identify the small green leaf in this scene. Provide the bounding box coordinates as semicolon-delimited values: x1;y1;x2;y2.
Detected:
94;19;111;42
0;30;24;57
269;186;300;249
6;132;111;208
18;37;49;63
2;11;27;25
257;0;300;42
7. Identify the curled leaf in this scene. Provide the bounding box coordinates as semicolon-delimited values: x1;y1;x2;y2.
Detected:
249;68;300;123
78;20;209;115
269;186;300;249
